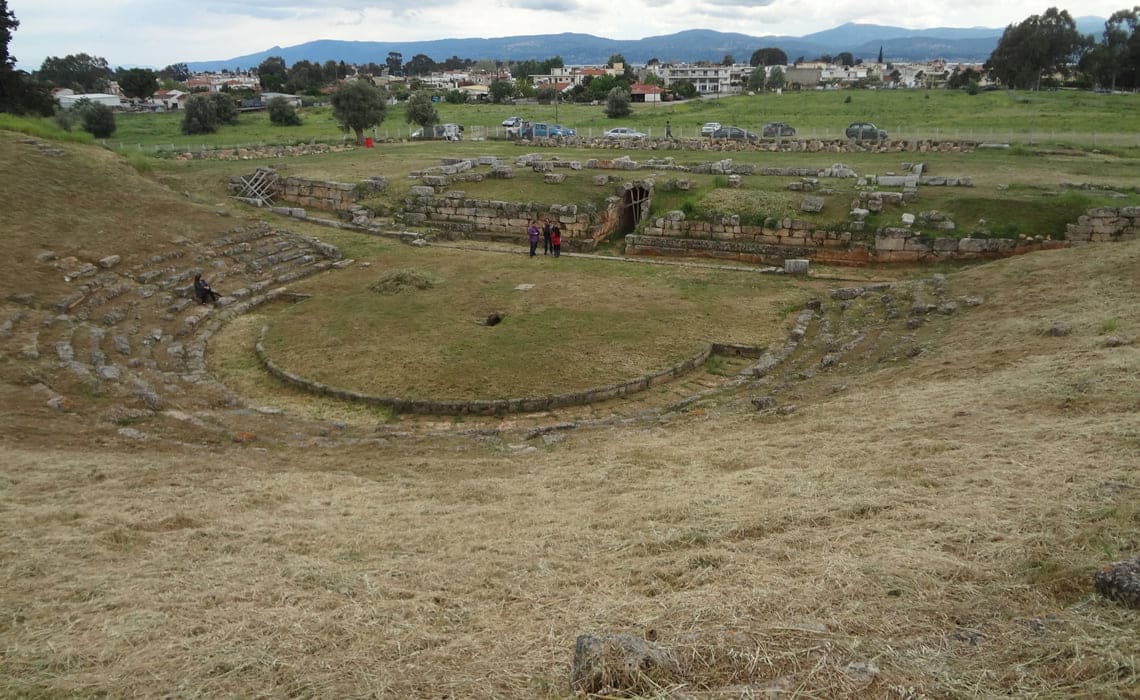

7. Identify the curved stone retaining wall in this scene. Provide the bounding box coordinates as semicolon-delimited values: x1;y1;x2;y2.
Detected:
256;328;756;415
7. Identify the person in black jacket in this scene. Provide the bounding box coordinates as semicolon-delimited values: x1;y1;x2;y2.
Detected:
193;273;220;304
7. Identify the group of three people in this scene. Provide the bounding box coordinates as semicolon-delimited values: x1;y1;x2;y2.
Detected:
527;220;563;258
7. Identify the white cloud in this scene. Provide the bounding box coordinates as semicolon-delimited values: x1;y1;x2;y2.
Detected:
5;0;1127;69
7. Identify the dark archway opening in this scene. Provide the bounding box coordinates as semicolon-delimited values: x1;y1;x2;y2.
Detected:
620;186;651;234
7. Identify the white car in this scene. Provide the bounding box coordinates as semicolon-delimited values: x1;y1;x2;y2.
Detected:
701;122;722;136
603;127;646;139
501;116;522;127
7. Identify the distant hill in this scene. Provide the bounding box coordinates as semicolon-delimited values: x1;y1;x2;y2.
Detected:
185;17;1109;72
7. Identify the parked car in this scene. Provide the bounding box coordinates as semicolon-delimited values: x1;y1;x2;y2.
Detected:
411;123;464;140
711;126;758;141
701;121;722;136
845;122;888;140
603;127;646;139
520;122;575;138
762;122;796;137
501;116;522;127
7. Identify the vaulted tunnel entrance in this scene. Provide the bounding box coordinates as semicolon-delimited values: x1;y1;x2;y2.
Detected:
619;183;652;235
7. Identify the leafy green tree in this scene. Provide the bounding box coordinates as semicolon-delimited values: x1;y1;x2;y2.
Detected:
405;53;436;76
986;7;1085;90
386;51;403;76
750;47;787;67
257;56;287;92
443;89;467;104
36;53;111;92
836;52;855;67
747;66;766;91
181;94;218;134
330;79;387;144
160;63;190;82
767;67;786;90
267;96;301;125
671;79;698;99
0;2;53;115
78;100;115;137
209;92;238;125
488;78;515;103
404;91;438;131
285;60;324;95
585;73;620;101
118;67;158;102
535;86;558;104
721;54;735;66
1081;8;1139;90
604;86;630;118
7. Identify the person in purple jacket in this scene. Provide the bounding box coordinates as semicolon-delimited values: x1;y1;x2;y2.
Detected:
527;221;540;257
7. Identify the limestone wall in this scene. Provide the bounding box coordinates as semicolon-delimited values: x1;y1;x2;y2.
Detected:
1066;207;1139;243
624;207;1140;266
402;189;614;248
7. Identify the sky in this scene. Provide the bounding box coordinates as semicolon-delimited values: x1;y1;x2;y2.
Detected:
7;0;1124;70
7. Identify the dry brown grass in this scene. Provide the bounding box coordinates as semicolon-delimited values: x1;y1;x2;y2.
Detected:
1;130;1137;698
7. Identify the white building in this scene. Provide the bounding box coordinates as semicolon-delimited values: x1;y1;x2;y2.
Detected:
58;93;123;110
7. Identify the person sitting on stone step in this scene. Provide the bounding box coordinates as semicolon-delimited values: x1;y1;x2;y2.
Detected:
193;273;221;304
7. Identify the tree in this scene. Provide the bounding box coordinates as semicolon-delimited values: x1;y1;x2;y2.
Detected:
79;100;115;137
386;51;403;76
985;7;1085;90
604;86;631;118
837;52;855;67
160;63;190;82
209;92;238;125
267;96;301;126
488;78;515;103
721;54;735;66
607;54;626;68
285;60;324;95
257;56;287;92
0;3;54;115
444;89;467;104
767;66;786;90
118;68;158;102
671;79;698;99
181;94;218;134
36;53;111;92
404;91;438;131
1081;8;1139;90
405;53;436;76
747;66;766;91
330;79;387;144
877;46;884;64
750;47;788;67
535;85;558;104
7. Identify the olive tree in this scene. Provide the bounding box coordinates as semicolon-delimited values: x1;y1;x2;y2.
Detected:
331;79;387;144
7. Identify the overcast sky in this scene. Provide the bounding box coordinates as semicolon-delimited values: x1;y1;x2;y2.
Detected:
7;0;1124;70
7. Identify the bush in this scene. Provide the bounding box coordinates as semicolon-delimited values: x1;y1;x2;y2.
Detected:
181;94;218;135
209;93;239;126
605;87;631;118
267;96;302;126
80;102;116;138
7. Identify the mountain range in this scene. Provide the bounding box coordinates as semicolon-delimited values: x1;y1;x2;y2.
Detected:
184;18;1109;72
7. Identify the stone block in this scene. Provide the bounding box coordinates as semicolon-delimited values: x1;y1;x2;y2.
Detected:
784;259;809;275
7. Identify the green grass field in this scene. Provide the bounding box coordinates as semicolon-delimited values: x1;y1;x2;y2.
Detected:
94;89;1140;151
